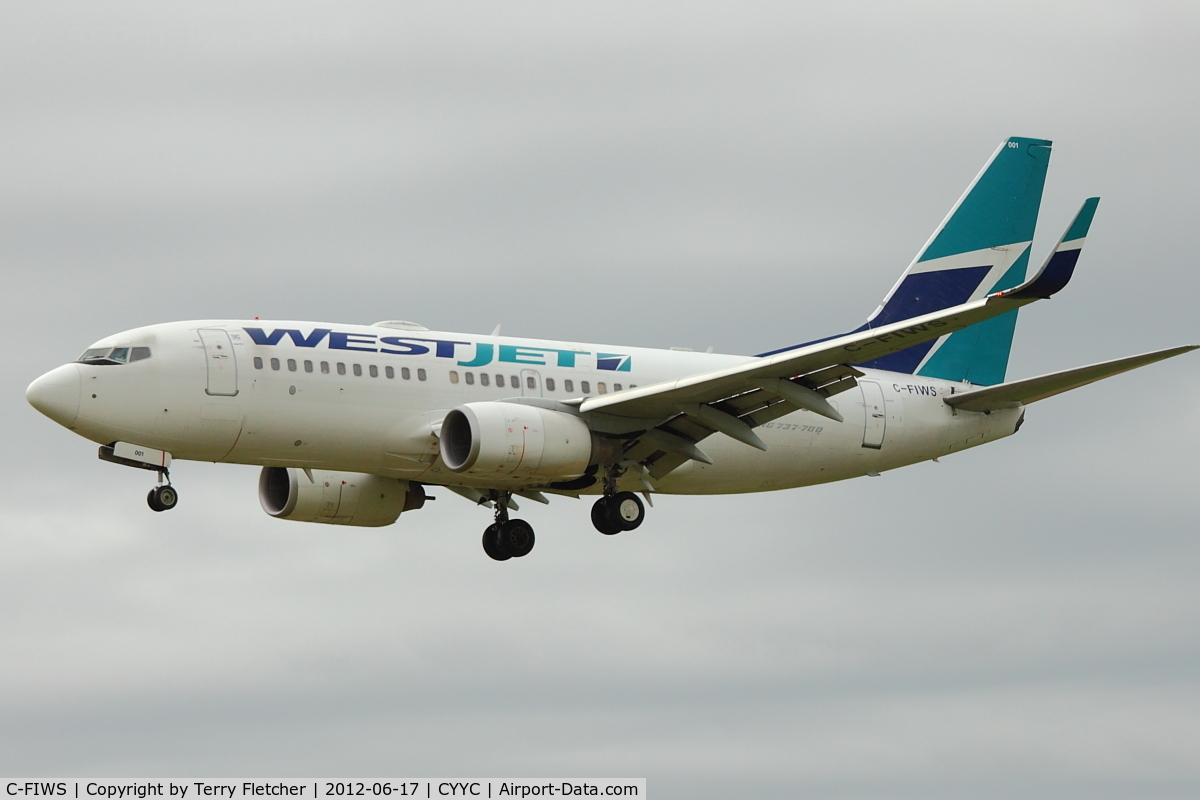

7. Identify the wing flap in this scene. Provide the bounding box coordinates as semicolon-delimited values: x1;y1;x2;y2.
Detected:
944;345;1199;412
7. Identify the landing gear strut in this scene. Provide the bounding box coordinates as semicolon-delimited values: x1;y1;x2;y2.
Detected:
481;491;535;561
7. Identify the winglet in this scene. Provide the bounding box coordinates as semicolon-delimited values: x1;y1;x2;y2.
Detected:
998;197;1099;301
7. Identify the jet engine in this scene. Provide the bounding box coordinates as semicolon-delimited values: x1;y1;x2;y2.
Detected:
258;467;426;527
439;402;596;481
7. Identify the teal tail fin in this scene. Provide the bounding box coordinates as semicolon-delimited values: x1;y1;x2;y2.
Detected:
855;136;1052;385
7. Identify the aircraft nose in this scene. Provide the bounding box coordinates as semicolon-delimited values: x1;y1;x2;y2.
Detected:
26;364;81;428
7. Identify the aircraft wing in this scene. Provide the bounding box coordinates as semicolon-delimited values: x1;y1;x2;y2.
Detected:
584;291;1037;420
943;345;1199;413
571;199;1102;479
579;290;1042;479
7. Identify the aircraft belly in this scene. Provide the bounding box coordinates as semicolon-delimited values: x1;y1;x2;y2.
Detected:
233;404;380;471
657;404;869;494
218;378;441;476
655;387;1020;495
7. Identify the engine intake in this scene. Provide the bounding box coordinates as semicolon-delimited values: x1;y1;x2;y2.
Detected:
440;402;595;481
258;467;425;527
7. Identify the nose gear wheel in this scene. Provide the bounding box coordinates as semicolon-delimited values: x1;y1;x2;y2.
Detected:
147;484;179;512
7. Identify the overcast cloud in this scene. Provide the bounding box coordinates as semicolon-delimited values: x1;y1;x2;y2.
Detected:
3;2;1200;797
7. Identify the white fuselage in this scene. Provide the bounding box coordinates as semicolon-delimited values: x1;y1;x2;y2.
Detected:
35;320;1023;495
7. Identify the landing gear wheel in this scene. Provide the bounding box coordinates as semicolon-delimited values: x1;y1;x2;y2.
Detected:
501;519;536;558
482;524;512;561
591;497;622;535
611;491;644;531
147;485;179;513
156;485;179;511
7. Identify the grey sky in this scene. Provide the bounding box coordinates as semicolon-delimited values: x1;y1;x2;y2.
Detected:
4;2;1200;797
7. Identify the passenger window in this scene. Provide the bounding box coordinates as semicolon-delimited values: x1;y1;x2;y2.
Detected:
304;360;313;373
254;357;264;370
287;358;297;372
417;368;427;381
581;381;590;394
527;376;536;389
353;364;363;377
564;379;574;393
130;347;151;362
402;367;411;380
321;361;330;374
369;364;378;378
337;363;346;375
495;374;505;388
271;358;281;371
109;348;129;363
385;366;395;379
510;375;518;387
465;372;475;385
480;373;490;386
613;383;622;391
629;384;637;389
546;377;555;391
449;371;460;384
597;382;607;394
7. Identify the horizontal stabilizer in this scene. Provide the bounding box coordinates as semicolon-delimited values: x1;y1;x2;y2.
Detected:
944;345;1199;412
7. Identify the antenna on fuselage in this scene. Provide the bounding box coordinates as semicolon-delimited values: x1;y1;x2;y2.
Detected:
491;324;502;337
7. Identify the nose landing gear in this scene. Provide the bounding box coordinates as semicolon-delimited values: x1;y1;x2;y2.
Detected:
98;443;180;513
147;480;179;512
146;468;179;512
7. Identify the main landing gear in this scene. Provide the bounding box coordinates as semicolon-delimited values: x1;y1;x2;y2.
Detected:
481;491;535;561
477;466;651;559
591;491;645;535
590;463;647;535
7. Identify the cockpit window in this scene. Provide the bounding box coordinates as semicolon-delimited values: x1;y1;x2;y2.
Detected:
77;346;151;365
78;348;111;362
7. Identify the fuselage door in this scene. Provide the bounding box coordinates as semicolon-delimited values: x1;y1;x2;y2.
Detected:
198;328;238;397
520;369;543;398
860;380;886;449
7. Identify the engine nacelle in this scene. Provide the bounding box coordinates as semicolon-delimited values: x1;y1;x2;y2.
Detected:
258;467;426;527
439;402;595;481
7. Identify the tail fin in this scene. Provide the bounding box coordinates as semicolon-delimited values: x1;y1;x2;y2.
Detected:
853;136;1052;384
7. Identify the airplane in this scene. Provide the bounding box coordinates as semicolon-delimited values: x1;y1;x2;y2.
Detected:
25;136;1197;561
